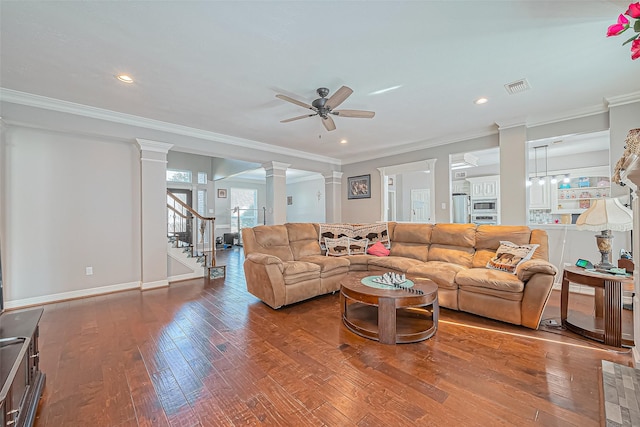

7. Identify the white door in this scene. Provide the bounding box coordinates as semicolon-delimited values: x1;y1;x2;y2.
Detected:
388;190;397;221
411;189;431;222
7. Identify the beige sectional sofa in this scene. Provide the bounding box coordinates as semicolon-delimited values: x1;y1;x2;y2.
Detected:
241;222;558;329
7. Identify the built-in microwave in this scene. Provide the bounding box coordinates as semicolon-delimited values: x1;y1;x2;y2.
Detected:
472;214;498;225
472;199;497;213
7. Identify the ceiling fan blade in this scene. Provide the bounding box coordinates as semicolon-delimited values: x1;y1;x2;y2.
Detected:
325;86;353;110
332;110;375;118
322;115;336;131
280;113;317;123
276;94;315;111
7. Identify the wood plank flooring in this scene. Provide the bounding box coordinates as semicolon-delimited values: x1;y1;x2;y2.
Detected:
28;247;633;426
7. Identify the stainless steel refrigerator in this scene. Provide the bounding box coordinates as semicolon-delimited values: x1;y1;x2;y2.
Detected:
452;193;470;223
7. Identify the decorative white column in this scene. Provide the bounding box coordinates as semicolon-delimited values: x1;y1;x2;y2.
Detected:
263;161;290;225
497;121;527;225
323;171;343;223
137;138;173;290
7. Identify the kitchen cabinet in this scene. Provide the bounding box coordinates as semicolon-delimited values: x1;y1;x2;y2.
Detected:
1;309;45;427
452;179;470;194
529;180;551;210
467;175;500;199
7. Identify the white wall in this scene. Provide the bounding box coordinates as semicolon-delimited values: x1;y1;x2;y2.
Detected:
3;126;141;305
540;225;630;286
286;176;326;223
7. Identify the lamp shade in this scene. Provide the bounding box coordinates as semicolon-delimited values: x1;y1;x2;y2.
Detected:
575;198;633;232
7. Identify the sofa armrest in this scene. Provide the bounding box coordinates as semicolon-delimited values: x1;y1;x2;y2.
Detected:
246;253;284;272
518;259;558;329
243;253;286;309
516;259;558;282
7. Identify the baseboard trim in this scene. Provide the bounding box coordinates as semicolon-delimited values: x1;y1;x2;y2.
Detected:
141;279;169;290
5;281;141;309
168;271;204;282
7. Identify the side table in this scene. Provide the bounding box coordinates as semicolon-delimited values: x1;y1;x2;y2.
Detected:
560;266;634;347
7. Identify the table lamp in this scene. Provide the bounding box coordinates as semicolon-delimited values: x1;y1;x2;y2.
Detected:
575;197;633;270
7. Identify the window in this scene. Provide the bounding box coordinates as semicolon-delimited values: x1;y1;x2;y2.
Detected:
197;190;207;216
230;188;258;233
197;172;207;184
166;169;192;183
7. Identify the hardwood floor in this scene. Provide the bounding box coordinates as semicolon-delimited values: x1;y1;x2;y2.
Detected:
29;247;633;426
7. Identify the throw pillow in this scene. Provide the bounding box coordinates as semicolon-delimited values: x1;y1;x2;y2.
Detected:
325;237;350;257
367;241;390;257
347;238;368;256
486;241;539;274
319;224;353;249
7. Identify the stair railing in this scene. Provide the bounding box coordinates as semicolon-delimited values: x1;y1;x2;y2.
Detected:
167;190;222;276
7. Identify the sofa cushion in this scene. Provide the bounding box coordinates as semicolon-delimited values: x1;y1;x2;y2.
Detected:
407;261;467;290
529;229;550;261
345;254;375;270
431;223;476;247
428;223;476;267
428;244;475;268
286;223;322;259
368;256;423;272
252;225;294;262
325;237;350;256
486;241;539;274
390;242;429;262
472;225;532;267
391;223;432;244
456;268;525;293
282;261;321;285
299;255;350;273
389;223;431;262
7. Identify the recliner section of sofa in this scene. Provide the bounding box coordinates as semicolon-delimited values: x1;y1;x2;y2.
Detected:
242;222;558;329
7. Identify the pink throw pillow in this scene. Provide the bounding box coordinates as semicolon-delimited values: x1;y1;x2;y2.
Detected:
367;241;390;257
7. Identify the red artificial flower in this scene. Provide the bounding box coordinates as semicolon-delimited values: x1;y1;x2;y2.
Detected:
607;14;630;36
631;38;640;60
626;2;640;19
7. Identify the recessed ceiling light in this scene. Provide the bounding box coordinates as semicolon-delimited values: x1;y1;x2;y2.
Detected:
115;74;134;83
474;97;488;105
340;139;348;144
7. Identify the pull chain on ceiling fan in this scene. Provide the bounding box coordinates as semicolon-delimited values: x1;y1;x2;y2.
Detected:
276;86;375;131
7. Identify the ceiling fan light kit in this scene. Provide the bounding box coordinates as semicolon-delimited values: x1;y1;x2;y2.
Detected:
276;86;375;132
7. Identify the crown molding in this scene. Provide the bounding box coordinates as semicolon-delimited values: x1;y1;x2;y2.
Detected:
605;91;640;108
341;127;498;165
495;117;527;130
526;104;608;129
136;138;173;154
0;88;341;166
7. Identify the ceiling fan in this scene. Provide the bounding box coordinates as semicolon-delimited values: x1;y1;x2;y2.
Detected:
276;86;375;131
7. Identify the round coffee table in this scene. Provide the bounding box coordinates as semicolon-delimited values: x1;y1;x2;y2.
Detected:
340;272;438;344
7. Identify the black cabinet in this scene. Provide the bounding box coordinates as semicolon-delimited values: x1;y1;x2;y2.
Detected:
0;309;45;427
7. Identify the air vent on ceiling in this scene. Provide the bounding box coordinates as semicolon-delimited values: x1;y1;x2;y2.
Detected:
504;78;531;95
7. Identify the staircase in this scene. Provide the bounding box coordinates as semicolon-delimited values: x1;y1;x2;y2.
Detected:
167;190;226;280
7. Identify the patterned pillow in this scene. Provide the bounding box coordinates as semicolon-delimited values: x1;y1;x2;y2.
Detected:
347;238;368;255
486;241;539;274
319;224;352;249
352;223;390;249
325;237;350;256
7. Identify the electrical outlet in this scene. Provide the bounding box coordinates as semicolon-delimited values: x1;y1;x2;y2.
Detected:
85;266;93;276
441;202;446;210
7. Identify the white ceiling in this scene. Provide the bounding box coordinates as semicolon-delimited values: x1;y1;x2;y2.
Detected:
1;1;638;164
